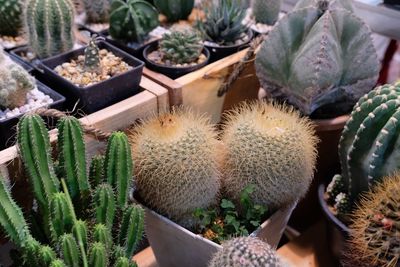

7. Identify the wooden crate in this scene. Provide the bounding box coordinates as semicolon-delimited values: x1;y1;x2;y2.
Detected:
143;48;260;123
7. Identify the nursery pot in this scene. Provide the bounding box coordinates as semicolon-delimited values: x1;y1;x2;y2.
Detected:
143;41;211;80
205;29;254;63
38;40;144;114
143;202;296;267
0;79;65;150
8;46;35;71
318;184;350;263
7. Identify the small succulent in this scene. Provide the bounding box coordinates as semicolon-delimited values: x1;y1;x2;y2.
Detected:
84;35;101;73
154;0;194;22
0;0;23;36
160;30;203;64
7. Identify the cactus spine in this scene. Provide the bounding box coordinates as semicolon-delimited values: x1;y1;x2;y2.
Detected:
25;0;75;58
72;220;88;250
252;0;281;25
88;242;107;267
130;109;221;228
154;0;194;22
89;155;105;187
221;102;318;210
39;245;57;265
209;237;284;267
94;183;116;230
49;192;74;242
50;259;67;267
0;0;23;36
105;132;132;208
160;30;203;64
59;233;80;267
118;205;145;258
93;223;112;250
82;0;111;23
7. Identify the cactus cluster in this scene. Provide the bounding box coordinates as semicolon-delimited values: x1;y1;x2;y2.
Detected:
130;109;221;228
252;0;281;25
83;0;111;24
160;30;203;64
0;0;23;36
0;114;144;266
198;0;249;45
255;0;380;117
208;237;284;267
109;0;159;43
221;102;318;211
347;174;400;267
25;0;75;58
154;0;194;22
0;50;36;109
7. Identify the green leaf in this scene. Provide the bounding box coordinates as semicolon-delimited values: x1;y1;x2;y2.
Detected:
221;199;235;210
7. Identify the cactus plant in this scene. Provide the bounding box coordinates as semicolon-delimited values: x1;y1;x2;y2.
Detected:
154;0;194;22
82;0;111;23
59;233;81;267
84;35;101;73
197;0;249;45
0;52;36;109
109;0;159;43
89;155;105;187
25;0;75;58
94;183;116;230
49;192;75;242
347;173;400;267
130;109;221;228
39;246;57;266
72;220;88;250
252;0;281;25
255;0;380;117
209;237;284;267
50;259;67;267
221;102;318;211
160;30;203;65
88;242;107;267
93;223;112;250
118;205;145;258
0;0;23;36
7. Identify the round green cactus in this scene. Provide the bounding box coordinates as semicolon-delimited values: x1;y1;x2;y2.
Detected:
252;0;281;25
160;30;203;64
131;109;221;228
209;237;284;267
221;102;318;211
255;0;380;117
0;0;23;36
154;0;194;22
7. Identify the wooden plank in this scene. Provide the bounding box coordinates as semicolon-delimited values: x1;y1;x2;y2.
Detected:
133;247;158;267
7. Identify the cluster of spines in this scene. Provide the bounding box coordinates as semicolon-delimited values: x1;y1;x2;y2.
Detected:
160;30;203;64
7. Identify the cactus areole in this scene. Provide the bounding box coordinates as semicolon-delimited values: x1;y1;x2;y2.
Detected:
255;0;379;118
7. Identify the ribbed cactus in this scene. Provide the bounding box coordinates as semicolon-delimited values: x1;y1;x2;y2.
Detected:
115;257;138;267
18;114;60;216
84;35;101;73
89;155;105;187
337;82;400;202
59;233;80;267
130;109;221;227
21;237;43;266
83;0;111;23
118;205;145;258
160;30;203;64
25;0;75;58
72;220;88;250
209;237;284;267
154;0;194;22
0;53;36;109
348;174;400;267
252;0;281;25
49;192;74;242
88;242;107;267
104;132;132;208
255;0;380;117
221;102;318;210
50;259;67;267
0;0;23;36
94;184;116;230
109;0;159;43
39;246;57;266
93;223;112;250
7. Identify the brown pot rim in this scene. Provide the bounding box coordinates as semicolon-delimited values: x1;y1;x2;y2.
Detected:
313;114;349;132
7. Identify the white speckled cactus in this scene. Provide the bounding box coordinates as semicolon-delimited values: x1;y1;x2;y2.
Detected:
255;0;380;117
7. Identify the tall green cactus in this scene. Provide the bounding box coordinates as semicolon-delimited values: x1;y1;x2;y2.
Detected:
0;0;23;36
255;0;380;117
18;114;59;216
59;233;80;267
25;0;75;58
93;223;112;250
88;242;107;267
57;116;90;204
115;257;138;267
89;155;105;187
154;0;194;22
50;259;67;267
94;183;116;229
118;205;145;258
72;220;88;250
83;0;111;23
49;192;74;242
105;132;132;208
109;0;159;43
252;0;281;25
39;246;57;266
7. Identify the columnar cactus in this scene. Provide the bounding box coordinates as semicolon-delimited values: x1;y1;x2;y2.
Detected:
209;237;284;267
252;0;281;25
25;0;75;58
255;0;380;117
39;246;57;266
88;242;107;267
154;0;194;22
221;102;318;210
347;174;400;267
130;109;221;228
89;155;105;187
83;0;111;23
94;184;116;229
109;0;159;43
0;51;36;109
0;0;23;36
118;205;145;258
93;223;112;250
50;260;67;267
59;233;80;267
49;192;74;242
160;30;203;64
72;220;88;250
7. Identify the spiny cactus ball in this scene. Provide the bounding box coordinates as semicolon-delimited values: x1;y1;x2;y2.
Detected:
221;102;318;211
130;108;221;228
208;237;285;267
160;30;203;65
347;173;400;267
